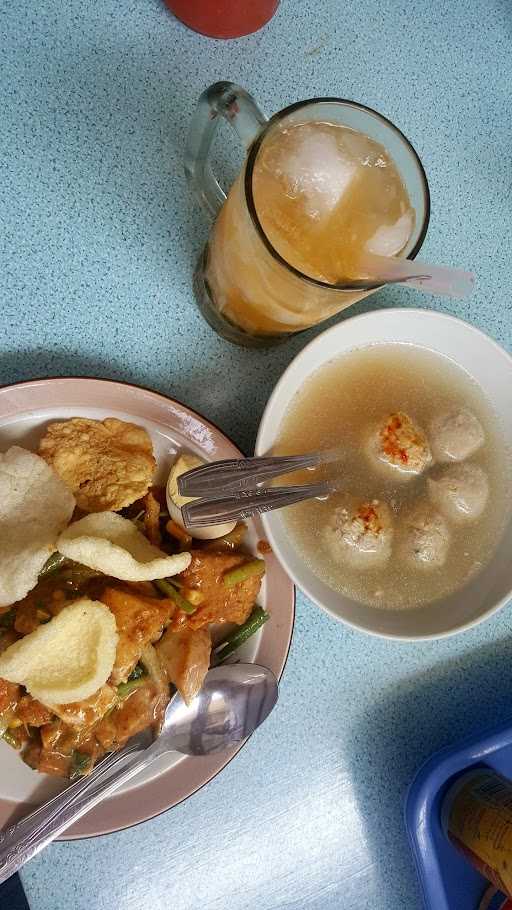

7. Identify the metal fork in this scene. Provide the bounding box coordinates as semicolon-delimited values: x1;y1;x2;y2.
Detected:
181;480;340;527
177;448;342;497
178;449;343;528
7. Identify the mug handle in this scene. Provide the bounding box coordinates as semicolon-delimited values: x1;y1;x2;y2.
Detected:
185;81;267;218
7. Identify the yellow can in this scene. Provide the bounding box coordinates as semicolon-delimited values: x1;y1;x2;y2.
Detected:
442;769;512;898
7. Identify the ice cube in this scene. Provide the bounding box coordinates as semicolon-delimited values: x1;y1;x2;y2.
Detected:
366;210;415;256
282;127;358;219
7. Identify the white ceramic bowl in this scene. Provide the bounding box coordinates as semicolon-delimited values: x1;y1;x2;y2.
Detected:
256;309;512;640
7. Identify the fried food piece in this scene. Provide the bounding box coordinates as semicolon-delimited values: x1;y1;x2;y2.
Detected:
58;512;190;581
176;551;262;631
0;599;118;706
0;446;75;607
94;681;161;752
49;684;118;727
100;587;175;685
15;695;53;727
156;627;211;705
142;491;161;547
0;678;21;719
367;411;431;476
39;417;156;512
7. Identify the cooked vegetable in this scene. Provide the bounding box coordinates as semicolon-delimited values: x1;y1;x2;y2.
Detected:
117;677;146;698
36;607;51;623
223;559;266;588
205;523;247;552
178;551;262;630
117;662;147;698
166;519;192;548
181;588;205;606
156;627;211;705
213;606;269;663
70;750;92;780
143;491;162;547
39;552;67;579
100;587;174;686
2;728;19;748
0;608;15;630
155;579;196;614
140;644;168;704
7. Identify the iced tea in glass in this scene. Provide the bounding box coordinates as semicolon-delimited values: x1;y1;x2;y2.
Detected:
186;83;430;346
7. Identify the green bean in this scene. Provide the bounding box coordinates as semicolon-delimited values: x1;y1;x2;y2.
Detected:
39;552;67;579
128;663;146;682
0;608;15;630
213;606;269;663
117;677;146;699
154;579;196;614
70;750;92;780
223;559;265;588
205;523;247;551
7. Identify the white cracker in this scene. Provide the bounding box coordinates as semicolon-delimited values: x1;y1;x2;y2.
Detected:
58;511;191;581
0;446;76;607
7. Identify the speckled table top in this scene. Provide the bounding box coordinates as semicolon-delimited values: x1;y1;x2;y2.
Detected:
2;1;512;908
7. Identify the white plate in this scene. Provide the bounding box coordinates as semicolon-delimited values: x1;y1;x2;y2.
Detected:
0;377;295;836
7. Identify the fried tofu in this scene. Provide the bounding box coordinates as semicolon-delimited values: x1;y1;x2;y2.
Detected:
49;684;118;728
94;682;160;752
100;587;175;685
176;551;262;630
39;417;156;512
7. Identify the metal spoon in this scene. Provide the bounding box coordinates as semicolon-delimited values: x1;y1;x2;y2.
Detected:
0;663;278;884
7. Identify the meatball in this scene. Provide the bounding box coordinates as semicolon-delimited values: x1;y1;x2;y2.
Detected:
399;501;451;569
366;412;431;477
325;496;393;570
427;463;489;524
429;408;484;463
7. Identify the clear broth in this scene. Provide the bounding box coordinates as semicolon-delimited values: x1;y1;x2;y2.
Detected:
274;344;511;610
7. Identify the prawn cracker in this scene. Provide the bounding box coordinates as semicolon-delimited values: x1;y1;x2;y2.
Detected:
58;511;191;581
0;599;118;705
39;417;156;512
0;446;75;607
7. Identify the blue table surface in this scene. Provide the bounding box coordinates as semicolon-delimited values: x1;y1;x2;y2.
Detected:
2;1;512;907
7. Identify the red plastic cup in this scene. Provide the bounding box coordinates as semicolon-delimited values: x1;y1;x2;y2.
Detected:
163;0;279;39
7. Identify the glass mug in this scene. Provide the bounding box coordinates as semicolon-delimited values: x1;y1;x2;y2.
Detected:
186;82;430;347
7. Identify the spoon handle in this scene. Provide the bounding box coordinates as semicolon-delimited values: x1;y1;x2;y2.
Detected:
0;735;158;885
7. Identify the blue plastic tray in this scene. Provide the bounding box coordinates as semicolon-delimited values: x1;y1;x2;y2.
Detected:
405;719;512;910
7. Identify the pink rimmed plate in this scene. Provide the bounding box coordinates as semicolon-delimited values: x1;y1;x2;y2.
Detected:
0;377;295;838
